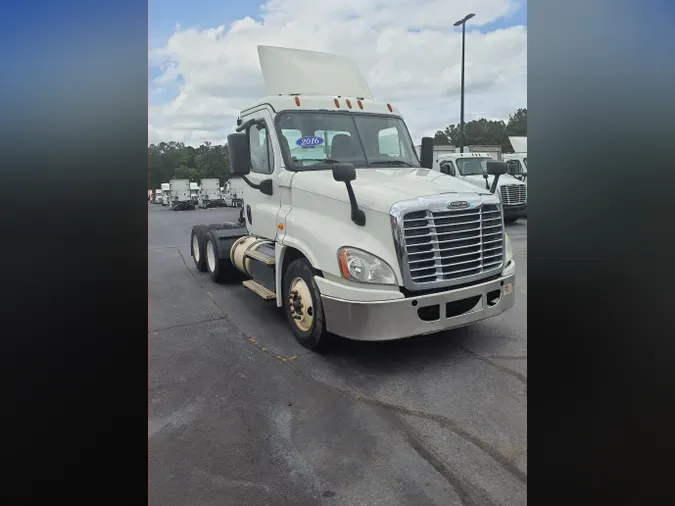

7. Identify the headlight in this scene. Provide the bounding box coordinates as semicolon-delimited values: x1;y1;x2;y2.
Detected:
505;232;514;264
337;247;397;285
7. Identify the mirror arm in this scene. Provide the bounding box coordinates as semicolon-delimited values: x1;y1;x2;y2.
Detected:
489;174;501;194
345;182;366;226
241;175;260;189
241;176;273;196
235;118;263;133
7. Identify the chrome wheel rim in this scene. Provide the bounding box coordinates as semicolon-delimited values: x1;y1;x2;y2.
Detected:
288;277;314;332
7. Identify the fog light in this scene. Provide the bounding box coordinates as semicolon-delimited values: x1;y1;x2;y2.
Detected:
503;283;513;295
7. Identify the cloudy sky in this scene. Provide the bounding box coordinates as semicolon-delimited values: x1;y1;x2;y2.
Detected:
149;0;527;146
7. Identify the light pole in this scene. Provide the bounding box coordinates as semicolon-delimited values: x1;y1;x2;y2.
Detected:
453;13;475;153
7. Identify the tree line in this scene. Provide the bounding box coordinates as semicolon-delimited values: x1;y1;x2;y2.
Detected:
148;108;526;189
433;108;527;153
148;141;230;189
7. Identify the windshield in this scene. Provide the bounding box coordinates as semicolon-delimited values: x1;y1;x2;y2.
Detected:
275;112;419;170
523;157;527;168
455;157;492;176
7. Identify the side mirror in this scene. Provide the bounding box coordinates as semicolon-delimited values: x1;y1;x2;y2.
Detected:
227;133;251;176
486;160;507;175
420;137;434;169
332;162;356;182
486;161;507;194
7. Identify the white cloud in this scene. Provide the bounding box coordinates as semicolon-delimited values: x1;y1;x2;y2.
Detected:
149;0;526;146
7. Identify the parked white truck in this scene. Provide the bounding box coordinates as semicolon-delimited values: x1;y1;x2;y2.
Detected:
198;178;222;208
223;180;244;207
169;179;194;211
189;182;200;206
189;46;516;351
160;183;171;206
434;152;527;223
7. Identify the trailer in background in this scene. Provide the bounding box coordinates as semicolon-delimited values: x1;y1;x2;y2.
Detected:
223;180;244;207
189;182;200;206
160;183;171;206
169;179;194;211
198;178;222;208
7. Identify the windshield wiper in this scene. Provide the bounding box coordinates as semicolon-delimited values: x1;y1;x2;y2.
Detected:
369;160;414;167
300;158;341;164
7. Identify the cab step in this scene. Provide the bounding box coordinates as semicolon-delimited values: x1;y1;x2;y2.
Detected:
242;279;276;300
244;249;275;265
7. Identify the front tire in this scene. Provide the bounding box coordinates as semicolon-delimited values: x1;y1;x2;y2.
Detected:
504;216;519;224
283;258;334;352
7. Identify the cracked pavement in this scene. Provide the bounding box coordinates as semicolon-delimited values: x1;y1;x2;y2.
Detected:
149;204;527;505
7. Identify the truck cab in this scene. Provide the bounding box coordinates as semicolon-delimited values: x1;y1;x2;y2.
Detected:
435;153;527;223
190;46;516;351
502;153;527;183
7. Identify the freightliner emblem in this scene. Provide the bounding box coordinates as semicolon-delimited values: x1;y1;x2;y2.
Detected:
448;200;470;209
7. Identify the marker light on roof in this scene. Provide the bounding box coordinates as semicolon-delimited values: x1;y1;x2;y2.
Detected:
294;96;300;106
345;99;352;109
334;98;340;108
357;100;363;109
387;103;393;112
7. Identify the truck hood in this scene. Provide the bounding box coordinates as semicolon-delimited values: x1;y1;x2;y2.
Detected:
291;168;492;214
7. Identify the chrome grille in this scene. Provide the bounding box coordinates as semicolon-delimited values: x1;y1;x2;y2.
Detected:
500;184;527;205
401;204;504;286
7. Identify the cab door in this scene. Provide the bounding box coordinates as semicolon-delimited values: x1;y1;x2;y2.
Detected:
241;107;283;241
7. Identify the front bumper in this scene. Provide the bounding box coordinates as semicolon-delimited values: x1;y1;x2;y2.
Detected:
321;261;515;341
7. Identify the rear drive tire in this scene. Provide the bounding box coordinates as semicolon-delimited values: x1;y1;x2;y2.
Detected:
191;225;209;272
283;258;334;352
205;231;242;283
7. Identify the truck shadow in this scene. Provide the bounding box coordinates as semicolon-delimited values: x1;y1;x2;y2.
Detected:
324;326;483;371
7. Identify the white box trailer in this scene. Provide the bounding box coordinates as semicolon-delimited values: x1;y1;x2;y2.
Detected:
160;183;171;206
169;179;194;211
188;45;516;352
198;178;222;208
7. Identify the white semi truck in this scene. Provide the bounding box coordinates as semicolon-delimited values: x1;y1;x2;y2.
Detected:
160;183;171;206
189;46;516;351
169;179;194;211
198;178;222;208
223;180;244;207
434;152;527;223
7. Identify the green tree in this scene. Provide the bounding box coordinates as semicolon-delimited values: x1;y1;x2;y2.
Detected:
505;108;527;138
430;108;527;154
433;130;451;145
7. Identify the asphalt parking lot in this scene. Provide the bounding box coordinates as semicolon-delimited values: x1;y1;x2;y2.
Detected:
149;202;527;506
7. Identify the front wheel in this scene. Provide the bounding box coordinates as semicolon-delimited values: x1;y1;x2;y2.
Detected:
504;216;519;224
283;258;334;352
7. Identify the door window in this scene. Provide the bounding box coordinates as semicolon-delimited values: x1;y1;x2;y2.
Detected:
440;161;456;176
249;123;273;174
506;159;523;176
